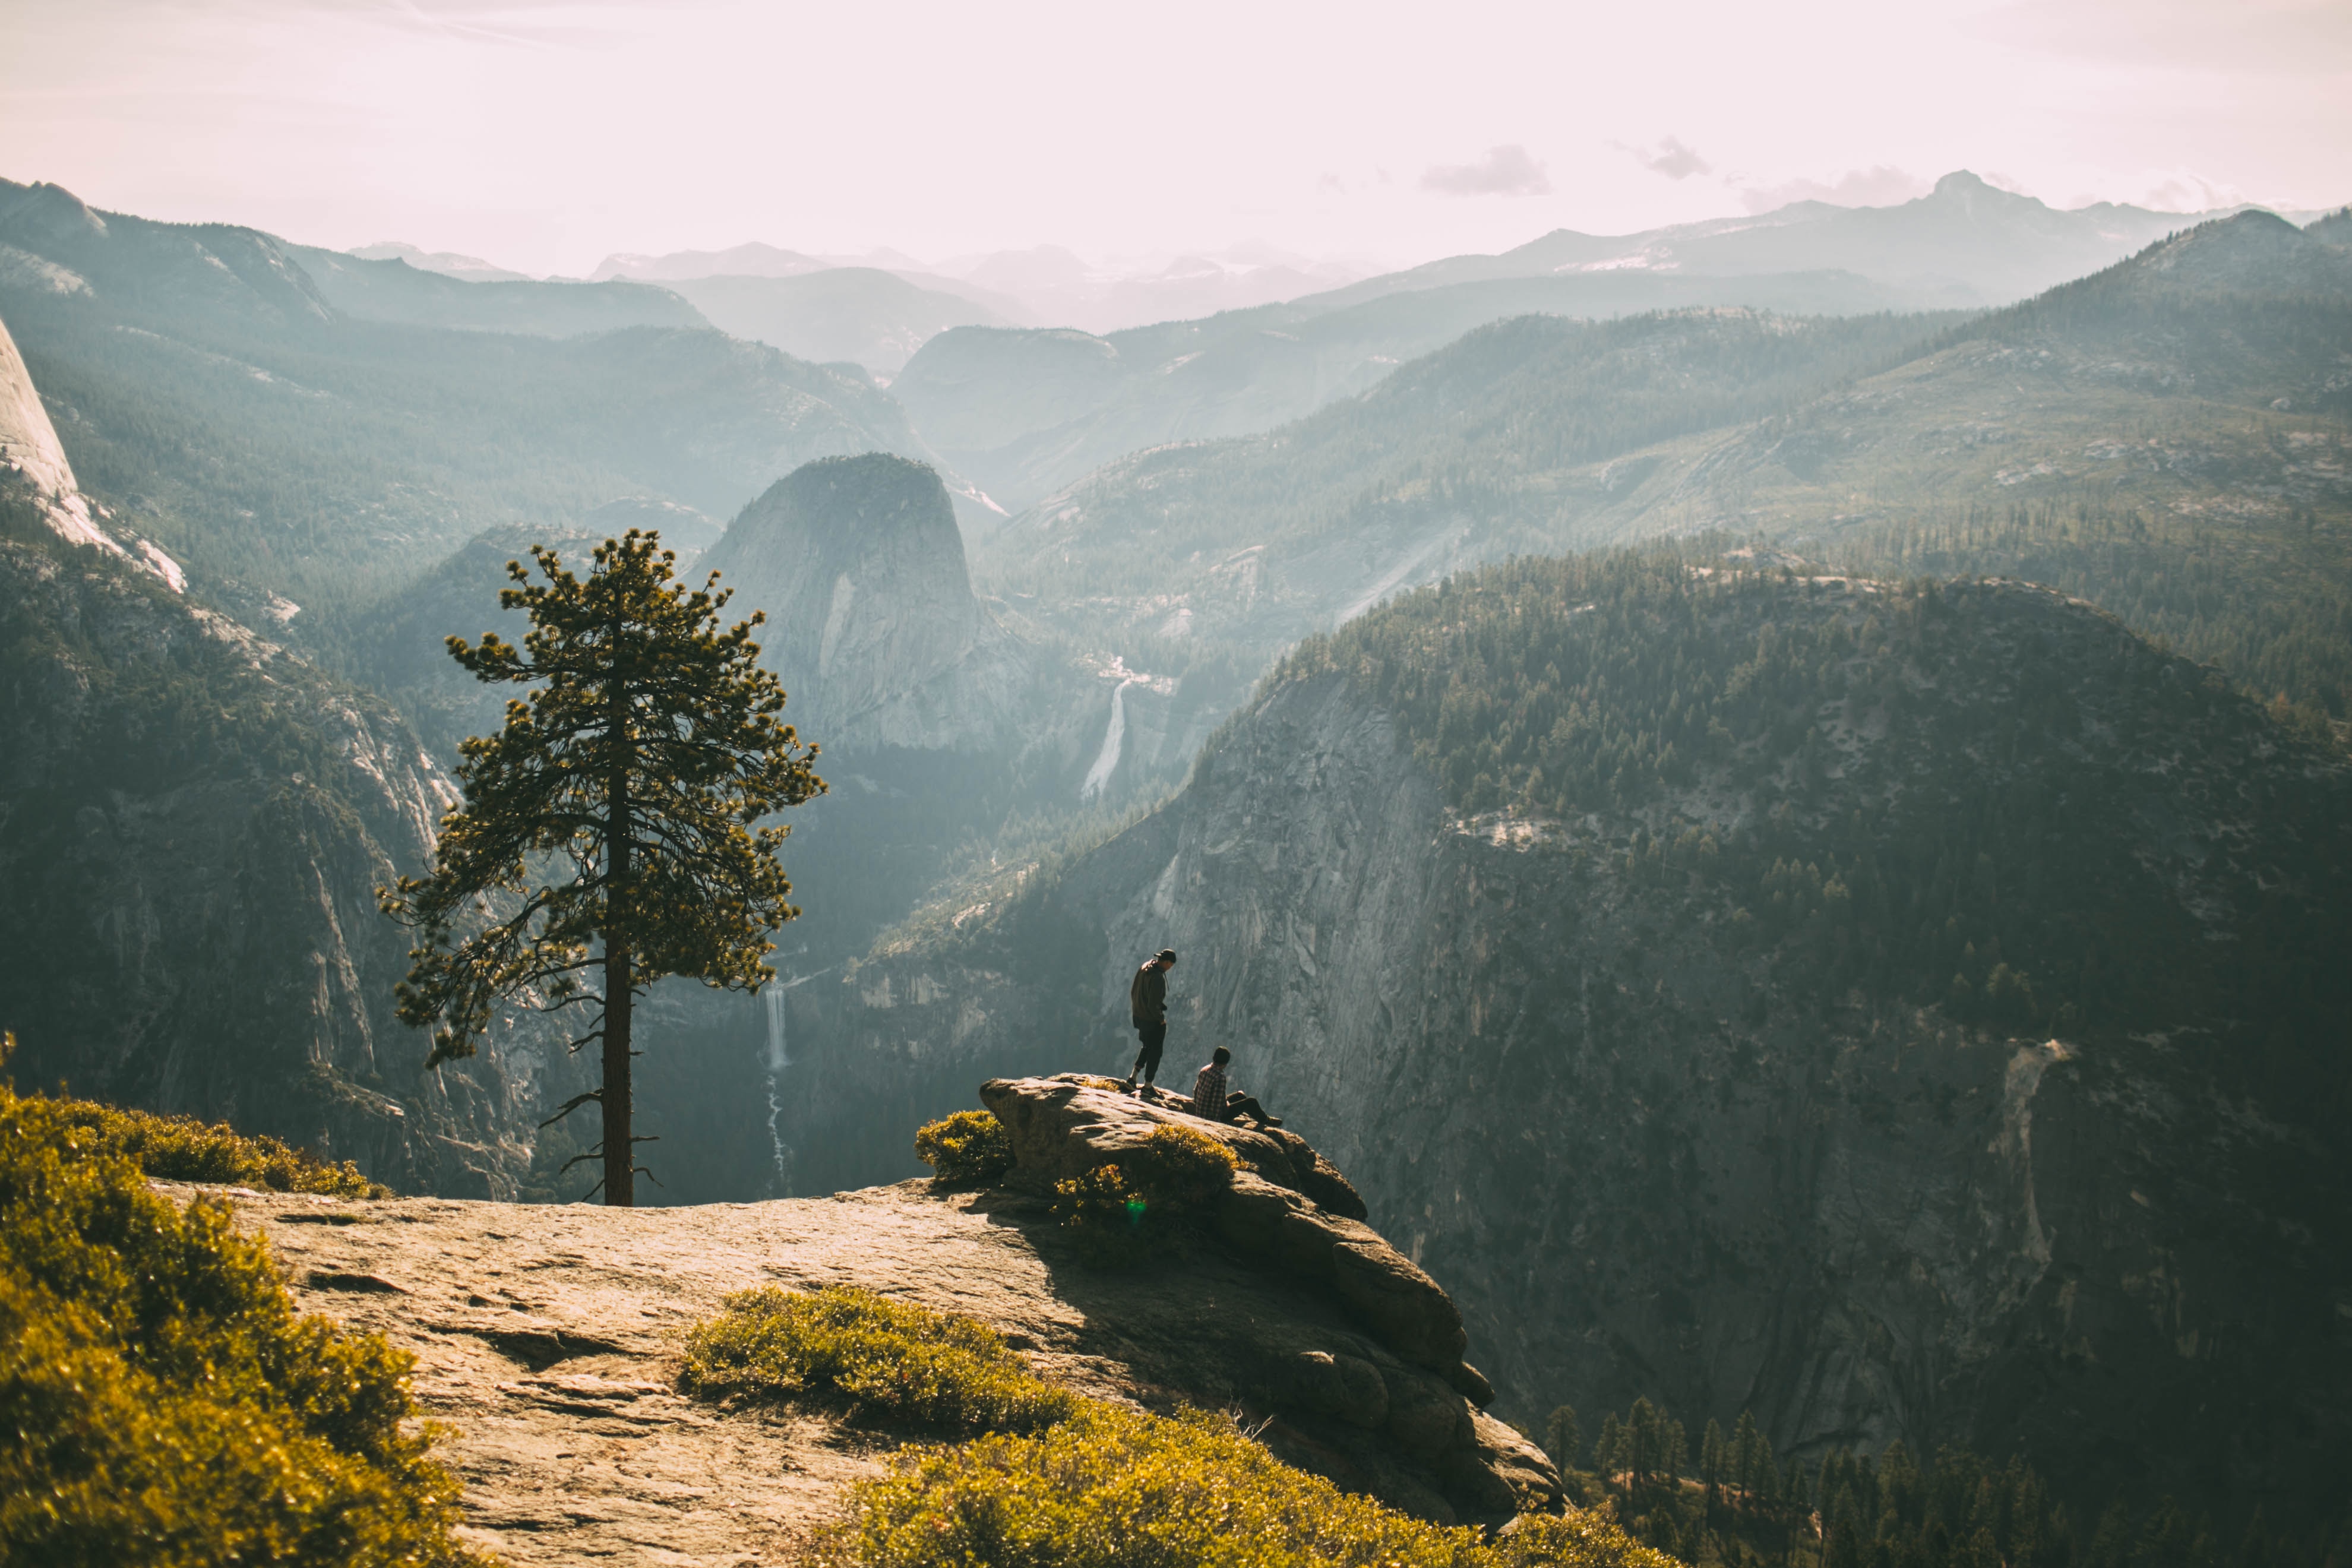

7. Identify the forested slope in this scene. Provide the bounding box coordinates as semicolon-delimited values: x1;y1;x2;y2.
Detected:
776;548;2352;1531
975;214;2352;729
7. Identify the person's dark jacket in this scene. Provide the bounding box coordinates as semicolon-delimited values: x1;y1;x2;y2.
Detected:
1130;961;1166;1026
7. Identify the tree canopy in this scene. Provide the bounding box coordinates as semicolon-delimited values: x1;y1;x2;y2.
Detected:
380;529;824;1205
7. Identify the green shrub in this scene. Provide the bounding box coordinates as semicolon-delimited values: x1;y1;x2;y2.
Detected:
1050;1126;1243;1268
821;1401;1497;1568
0;1073;479;1565
912;1109;1014;1186
679;1284;1077;1436
2;1047;387;1199
1127;1123;1243;1206
1050;1164;1155;1268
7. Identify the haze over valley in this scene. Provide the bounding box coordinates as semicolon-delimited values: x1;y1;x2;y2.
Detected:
2;2;2349;1562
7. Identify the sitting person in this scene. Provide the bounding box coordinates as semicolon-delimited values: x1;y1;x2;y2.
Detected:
1188;1045;1282;1128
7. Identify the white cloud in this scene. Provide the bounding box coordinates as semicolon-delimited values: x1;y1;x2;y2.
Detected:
1614;135;1712;181
1421;145;1552;197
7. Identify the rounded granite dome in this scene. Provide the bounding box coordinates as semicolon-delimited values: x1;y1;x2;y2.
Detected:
698;453;1003;745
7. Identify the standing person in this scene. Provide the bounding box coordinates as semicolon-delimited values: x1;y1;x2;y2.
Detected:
1189;1045;1281;1128
1126;948;1177;1094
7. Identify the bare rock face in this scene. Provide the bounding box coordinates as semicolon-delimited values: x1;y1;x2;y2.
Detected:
0;473;559;1198
973;1073;1550;1521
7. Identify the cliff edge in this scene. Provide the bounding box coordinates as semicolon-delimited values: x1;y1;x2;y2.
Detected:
197;1083;1557;1562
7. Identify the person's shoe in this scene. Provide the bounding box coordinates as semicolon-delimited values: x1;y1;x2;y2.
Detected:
1122;1074;1137;1092
1257;1115;1284;1128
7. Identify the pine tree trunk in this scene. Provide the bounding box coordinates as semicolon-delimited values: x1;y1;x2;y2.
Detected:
603;645;635;1208
603;944;633;1206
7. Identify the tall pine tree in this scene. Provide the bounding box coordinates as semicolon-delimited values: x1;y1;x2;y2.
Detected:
381;531;824;1205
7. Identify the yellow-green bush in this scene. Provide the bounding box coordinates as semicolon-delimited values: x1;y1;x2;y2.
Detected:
1127;1123;1243;1205
0;1076;479;1566
912;1109;1014;1186
679;1284;1077;1436
1050;1163;1155;1267
685;1282;1680;1568
1051;1124;1243;1267
824;1404;1680;1568
823;1401;1494;1568
31;1076;385;1197
1490;1510;1684;1568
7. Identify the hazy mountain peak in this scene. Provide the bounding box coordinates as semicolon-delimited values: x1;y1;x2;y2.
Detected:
0;179;109;245
590;241;826;283
347;241;529;282
2119;206;2350;293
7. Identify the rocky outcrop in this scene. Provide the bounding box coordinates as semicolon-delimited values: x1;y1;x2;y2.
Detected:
0;308;181;589
970;1073;1554;1519
980;1071;1367;1218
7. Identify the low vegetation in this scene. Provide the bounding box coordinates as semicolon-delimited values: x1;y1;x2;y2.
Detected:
1050;1123;1242;1267
827;1402;1484;1568
912;1109;1014;1186
682;1282;1681;1568
0;1055;475;1565
36;1090;386;1198
679;1284;1079;1436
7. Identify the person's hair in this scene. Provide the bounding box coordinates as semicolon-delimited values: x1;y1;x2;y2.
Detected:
1212;1046;1231;1064
1158;949;1178;963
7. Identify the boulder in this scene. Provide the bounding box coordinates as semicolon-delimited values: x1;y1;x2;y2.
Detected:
979;1074;1367;1218
1286;1349;1389;1428
1382;1365;1472;1458
1452;1411;1567;1514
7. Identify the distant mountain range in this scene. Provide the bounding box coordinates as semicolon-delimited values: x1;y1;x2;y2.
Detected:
591;238;1371;337
0;176;991;604
1318;172;2299;311
976;209;2352;660
662;269;1020;374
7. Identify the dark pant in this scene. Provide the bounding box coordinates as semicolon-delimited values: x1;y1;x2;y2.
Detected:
1130;1020;1166;1083
1223;1092;1273;1124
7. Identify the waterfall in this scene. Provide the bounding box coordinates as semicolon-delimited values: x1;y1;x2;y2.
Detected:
761;985;793;1196
1080;677;1136;800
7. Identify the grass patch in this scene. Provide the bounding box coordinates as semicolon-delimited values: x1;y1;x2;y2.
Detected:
913;1110;1014;1187
820;1400;1682;1568
36;1090;387;1198
684;1282;1680;1568
679;1284;1078;1436
0;1054;478;1564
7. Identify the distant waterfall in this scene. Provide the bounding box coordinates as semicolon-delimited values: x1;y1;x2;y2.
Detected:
1081;678;1136;800
761;985;793;1197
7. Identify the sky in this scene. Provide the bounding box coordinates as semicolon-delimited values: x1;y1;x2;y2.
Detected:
2;0;2347;278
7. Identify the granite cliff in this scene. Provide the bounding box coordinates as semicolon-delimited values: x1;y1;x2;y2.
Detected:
0;309;559;1196
697;453;1074;755
761;564;2352;1525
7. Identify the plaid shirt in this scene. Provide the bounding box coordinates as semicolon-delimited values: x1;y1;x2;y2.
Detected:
1190;1062;1229;1120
